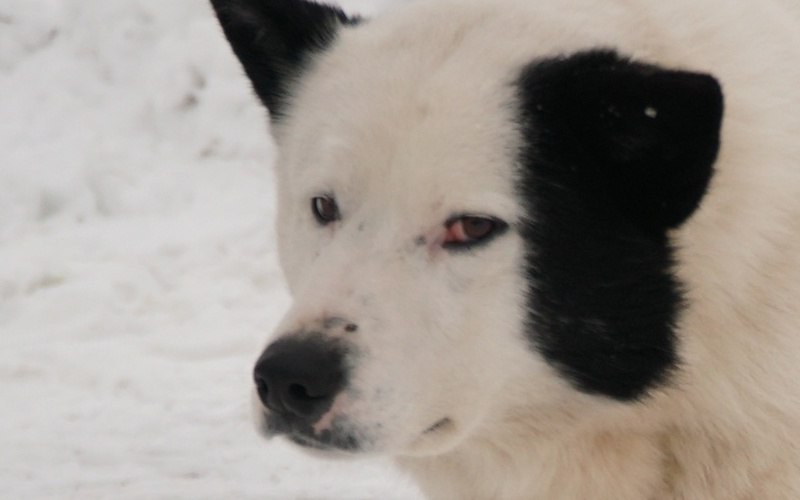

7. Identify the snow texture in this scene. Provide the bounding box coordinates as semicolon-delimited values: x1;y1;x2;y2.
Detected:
0;0;422;498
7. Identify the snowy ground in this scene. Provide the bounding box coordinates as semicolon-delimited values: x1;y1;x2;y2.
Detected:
0;0;422;498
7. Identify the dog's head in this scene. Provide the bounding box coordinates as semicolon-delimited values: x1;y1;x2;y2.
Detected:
210;0;723;457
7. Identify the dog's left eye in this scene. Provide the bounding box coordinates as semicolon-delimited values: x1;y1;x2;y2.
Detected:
311;195;340;225
443;215;507;250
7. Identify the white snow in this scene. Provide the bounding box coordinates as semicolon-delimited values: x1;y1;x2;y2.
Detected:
0;0;422;498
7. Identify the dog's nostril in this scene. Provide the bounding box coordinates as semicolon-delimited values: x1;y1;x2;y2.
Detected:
254;376;271;407
288;383;320;402
256;378;268;394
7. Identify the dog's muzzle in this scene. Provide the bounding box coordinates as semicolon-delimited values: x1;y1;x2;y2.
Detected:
253;329;365;451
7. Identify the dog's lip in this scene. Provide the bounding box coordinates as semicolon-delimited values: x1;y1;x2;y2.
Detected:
423;417;453;434
261;418;339;452
288;432;330;450
256;411;281;438
259;410;363;453
259;413;324;445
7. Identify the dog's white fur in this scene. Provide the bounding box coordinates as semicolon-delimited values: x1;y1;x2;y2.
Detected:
259;0;800;497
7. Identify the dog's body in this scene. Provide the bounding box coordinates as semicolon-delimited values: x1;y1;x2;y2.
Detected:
210;0;800;497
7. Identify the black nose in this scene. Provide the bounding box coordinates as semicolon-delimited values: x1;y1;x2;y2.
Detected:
253;335;347;421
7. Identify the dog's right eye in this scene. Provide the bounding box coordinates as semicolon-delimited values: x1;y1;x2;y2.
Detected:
311;195;340;225
443;215;508;250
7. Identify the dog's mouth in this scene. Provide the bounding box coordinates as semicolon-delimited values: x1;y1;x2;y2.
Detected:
403;417;461;455
259;410;364;453
257;404;457;455
287;431;360;453
423;417;453;434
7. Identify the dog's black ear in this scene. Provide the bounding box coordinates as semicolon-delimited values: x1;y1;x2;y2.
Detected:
518;50;724;232
210;0;357;118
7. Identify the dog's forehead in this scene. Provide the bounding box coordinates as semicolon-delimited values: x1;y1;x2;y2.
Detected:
277;25;528;223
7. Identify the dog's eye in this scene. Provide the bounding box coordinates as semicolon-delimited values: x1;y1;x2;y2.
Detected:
311;195;340;225
443;215;507;250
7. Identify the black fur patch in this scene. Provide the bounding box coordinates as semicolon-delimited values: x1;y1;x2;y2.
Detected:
514;50;723;400
210;0;358;118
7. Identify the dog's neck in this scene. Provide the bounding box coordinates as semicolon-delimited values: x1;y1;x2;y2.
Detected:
396;422;667;499
395;401;798;500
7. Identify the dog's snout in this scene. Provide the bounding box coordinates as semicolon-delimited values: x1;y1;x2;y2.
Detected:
254;335;346;421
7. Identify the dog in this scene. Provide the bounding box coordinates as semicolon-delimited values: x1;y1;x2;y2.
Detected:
209;0;800;497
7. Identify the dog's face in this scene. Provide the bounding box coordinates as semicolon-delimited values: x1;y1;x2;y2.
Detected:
211;0;723;457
